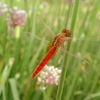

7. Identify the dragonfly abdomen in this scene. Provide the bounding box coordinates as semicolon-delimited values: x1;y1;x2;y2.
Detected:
30;46;57;79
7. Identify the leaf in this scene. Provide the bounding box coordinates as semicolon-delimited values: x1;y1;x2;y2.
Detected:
9;78;20;100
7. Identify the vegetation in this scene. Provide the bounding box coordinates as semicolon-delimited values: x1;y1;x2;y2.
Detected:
0;0;100;100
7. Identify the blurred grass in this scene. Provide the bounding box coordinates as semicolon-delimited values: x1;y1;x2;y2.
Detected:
0;0;100;100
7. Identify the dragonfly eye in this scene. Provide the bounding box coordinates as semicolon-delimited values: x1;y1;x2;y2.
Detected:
62;29;71;37
67;33;71;37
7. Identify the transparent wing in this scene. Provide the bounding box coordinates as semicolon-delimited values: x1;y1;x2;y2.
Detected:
23;17;99;75
60;47;91;65
58;46;93;75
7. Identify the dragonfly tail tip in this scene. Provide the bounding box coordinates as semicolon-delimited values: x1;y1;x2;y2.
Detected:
30;74;36;80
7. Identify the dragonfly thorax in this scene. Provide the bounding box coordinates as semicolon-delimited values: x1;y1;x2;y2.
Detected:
52;29;71;48
52;34;67;48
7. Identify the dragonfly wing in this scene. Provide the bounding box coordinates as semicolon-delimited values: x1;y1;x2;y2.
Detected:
39;17;55;37
60;47;90;64
60;47;92;74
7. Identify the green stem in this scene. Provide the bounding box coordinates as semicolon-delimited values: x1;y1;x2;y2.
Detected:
56;0;80;100
43;86;52;100
9;27;21;77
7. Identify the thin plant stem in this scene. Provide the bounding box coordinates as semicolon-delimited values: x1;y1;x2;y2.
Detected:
56;0;80;100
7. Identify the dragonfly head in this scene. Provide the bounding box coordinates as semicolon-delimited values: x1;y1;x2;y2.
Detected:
62;29;72;42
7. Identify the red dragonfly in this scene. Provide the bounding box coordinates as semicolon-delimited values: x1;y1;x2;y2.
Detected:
30;29;71;79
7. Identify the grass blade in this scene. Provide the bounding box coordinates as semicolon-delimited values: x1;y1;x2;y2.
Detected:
9;78;20;100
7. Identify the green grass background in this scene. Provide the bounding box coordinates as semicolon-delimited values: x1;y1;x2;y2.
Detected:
0;0;100;100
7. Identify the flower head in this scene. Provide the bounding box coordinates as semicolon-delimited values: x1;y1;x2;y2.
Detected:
37;65;61;85
0;2;7;15
6;7;26;27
